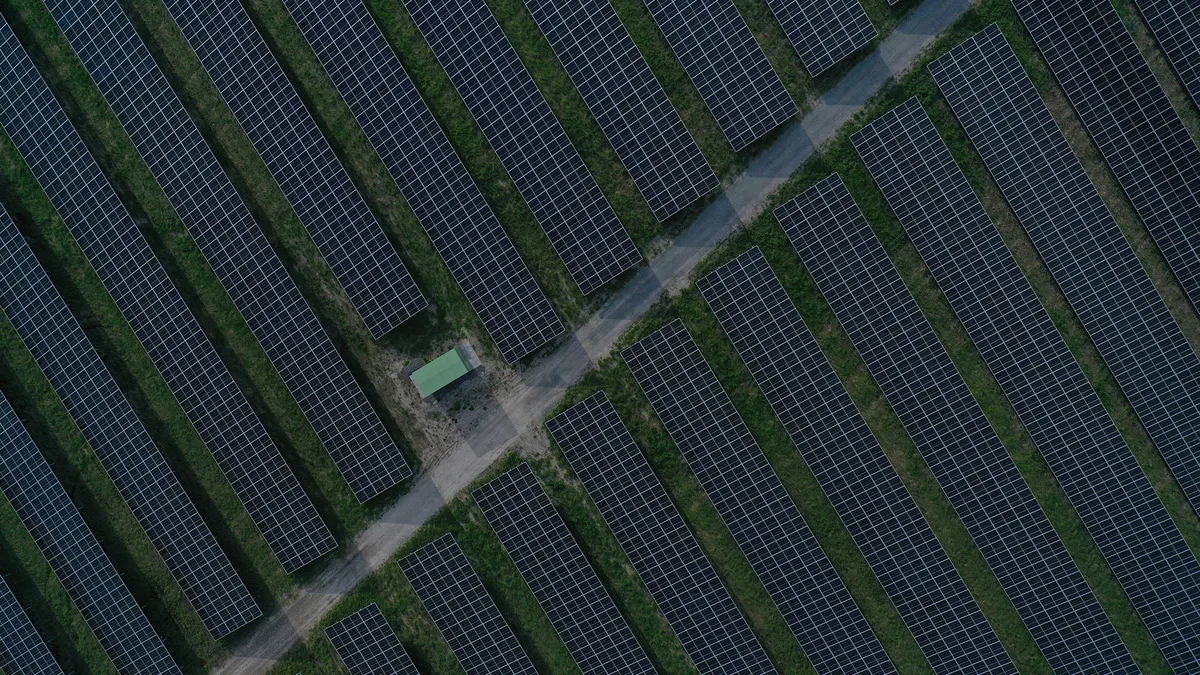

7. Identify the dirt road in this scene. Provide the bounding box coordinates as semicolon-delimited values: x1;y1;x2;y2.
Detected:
215;0;971;669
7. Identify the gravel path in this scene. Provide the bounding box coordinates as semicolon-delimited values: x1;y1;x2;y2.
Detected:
215;0;971;669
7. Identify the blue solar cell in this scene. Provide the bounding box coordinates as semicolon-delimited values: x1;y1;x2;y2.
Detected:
403;0;641;294
0;575;63;674
779;172;1136;673
0;391;179;674
283;0;563;362
854;94;1200;673
0;208;258;638
700;247;1016;674
473;463;654;675
0;16;335;573
519;0;718;220
42;0;411;503
547;392;774;674
623;319;895;674
159;0;426;337
400;534;536;675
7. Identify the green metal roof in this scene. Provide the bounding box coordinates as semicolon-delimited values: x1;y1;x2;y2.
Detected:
411;346;476;398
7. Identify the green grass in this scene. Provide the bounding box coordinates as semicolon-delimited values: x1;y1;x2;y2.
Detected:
267;1;1200;673
5;0;1200;670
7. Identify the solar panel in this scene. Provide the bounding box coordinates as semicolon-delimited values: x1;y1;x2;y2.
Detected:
546;392;774;674
0;211;258;638
399;533;536;675
43;0;411;503
622;319;895;675
698;247;1016;675
281;0;563;363
778;173;1136;674
159;0;426;338
519;0;719;220
636;0;796;150
1133;0;1200;107
0;392;179;674
0;574;63;674
0;18;335;574
930;21;1200;581
401;0;641;295
472;463;654;675
855;95;1200;672
760;0;877;76
1011;0;1200;311
325;604;420;675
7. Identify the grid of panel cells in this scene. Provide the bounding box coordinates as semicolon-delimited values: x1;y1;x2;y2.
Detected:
1134;0;1200;106
760;0;877;76
402;0;641;295
931;22;1200;568
1011;0;1200;310
0;575;63;674
777;173;1137;674
0;393;179;674
856;96;1200;672
473;463;654;675
622;319;895;675
399;534;536;675
0;212;259;638
282;0;562;363
43;0;411;503
161;0;426;338
325;604;419;675
520;0;719;220
698;247;1016;675
0;20;335;574
639;0;796;150
546;392;774;674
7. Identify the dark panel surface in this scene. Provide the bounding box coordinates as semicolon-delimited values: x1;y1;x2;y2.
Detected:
403;0;641;294
0;18;334;572
779;173;1135;674
284;0;563;362
547;392;774;674
399;534;536;675
700;247;1016;674
623;319;895;674
854;96;1200;672
473;463;654;675
42;0;412;502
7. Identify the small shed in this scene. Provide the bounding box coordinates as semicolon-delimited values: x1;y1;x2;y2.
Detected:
410;343;482;398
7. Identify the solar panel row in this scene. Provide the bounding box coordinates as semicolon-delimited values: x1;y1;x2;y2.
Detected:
1133;0;1200;107
0;19;335;574
778;173;1137;674
402;0;642;295
761;0;877;76
0;391;179;674
0;211;259;638
325;604;420;675
1010;0;1200;314
399;533;536;675
44;0;411;503
282;0;562;363
473;463;654;675
623;319;895;675
0;574;62;675
638;0;796;150
160;0;427;338
520;0;719;220
698;247;1017;675
930;20;1200;595
546;392;774;674
854;95;1200;672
